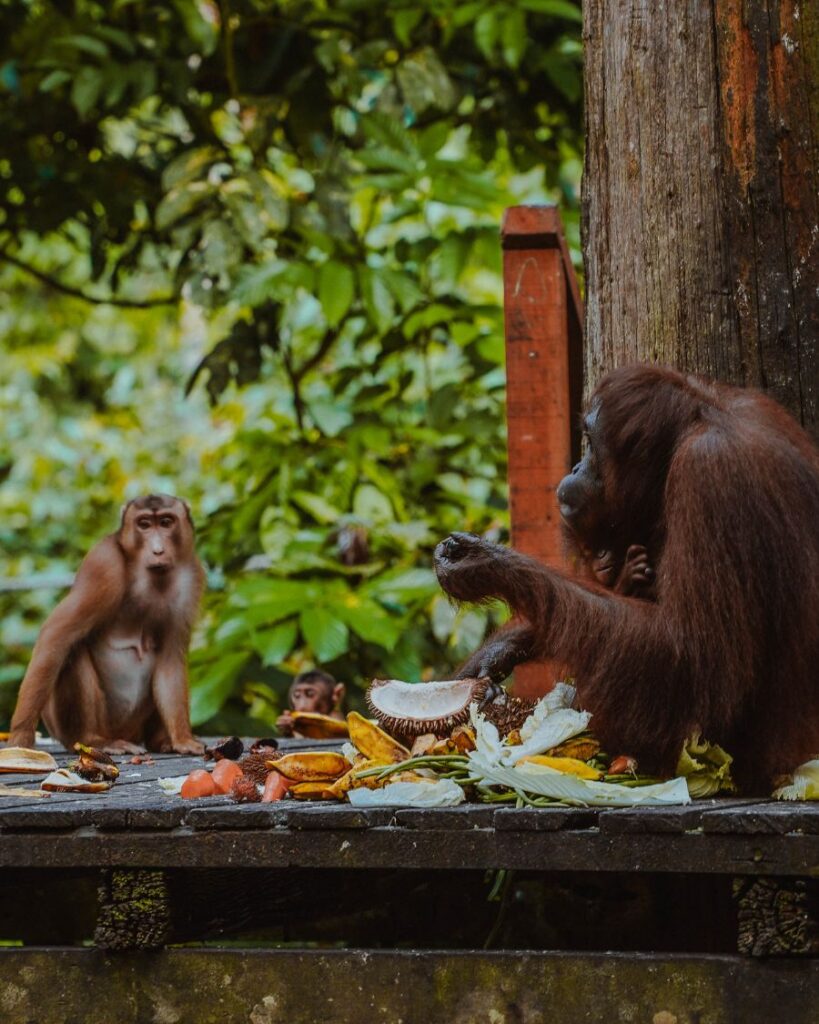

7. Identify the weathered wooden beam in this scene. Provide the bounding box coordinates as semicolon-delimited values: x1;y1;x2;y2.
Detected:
1;823;818;875
1;949;818;1024
501;205;583;698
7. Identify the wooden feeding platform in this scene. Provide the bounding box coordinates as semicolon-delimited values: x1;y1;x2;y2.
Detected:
0;738;818;1023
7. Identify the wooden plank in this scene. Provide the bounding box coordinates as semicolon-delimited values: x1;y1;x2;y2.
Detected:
702;802;819;835
183;803;293;829
1;948;818;1024
599;798;766;835
279;805;397;830
2;825;818;875
395;806;496;830
493;807;598;831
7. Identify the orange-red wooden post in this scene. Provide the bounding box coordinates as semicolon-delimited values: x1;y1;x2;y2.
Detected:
501;206;583;698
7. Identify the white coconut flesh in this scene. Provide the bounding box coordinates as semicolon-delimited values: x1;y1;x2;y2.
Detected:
367;678;486;730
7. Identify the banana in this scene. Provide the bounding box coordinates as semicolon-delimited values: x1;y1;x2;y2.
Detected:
267;751;350;782
347;711;410;763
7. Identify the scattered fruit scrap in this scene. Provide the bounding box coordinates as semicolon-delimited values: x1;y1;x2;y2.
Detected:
162;679;746;807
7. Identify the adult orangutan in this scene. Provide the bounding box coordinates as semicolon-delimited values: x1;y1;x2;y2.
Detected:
434;365;819;794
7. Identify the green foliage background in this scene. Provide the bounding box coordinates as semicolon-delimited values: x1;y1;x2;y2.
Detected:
0;0;582;734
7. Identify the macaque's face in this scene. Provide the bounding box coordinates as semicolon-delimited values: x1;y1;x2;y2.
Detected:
120;496;193;574
290;683;335;714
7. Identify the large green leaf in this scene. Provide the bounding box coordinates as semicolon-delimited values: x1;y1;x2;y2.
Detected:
318;261;356;327
189;652;250;726
253;619;299;666
155;182;213;231
300;607;350;662
518;0;582;22
337;598;402;651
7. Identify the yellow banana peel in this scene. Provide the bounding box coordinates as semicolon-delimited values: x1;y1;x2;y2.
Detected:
347;711;410;763
267;751;350;782
289;712;350;739
291;781;336;800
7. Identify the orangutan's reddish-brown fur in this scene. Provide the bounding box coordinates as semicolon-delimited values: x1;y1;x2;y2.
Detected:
435;366;819;794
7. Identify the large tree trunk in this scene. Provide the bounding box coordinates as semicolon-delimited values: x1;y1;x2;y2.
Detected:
583;0;818;439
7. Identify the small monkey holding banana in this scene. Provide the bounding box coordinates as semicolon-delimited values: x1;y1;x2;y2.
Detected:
8;494;204;755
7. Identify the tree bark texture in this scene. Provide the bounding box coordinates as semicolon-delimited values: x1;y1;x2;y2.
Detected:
583;0;818;439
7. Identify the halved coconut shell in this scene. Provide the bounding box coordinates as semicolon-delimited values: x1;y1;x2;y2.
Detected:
366;678;489;738
0;747;58;774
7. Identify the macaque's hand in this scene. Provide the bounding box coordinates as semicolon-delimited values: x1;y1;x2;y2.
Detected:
277;712;295;737
6;729;36;749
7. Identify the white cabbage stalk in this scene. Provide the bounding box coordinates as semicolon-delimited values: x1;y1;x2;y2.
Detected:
469;752;690;807
470;687;590;768
157;775;189;795
469;704;505;762
506;708;592;764
773;759;819;801
348;777;465;807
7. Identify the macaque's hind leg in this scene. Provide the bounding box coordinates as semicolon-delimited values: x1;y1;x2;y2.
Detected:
45;650;145;754
143;715;174;754
98;738;146;755
43;647;111;750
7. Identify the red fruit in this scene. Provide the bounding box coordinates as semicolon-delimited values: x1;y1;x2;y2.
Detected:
180;769;217;799
211;759;244;794
262;772;291;803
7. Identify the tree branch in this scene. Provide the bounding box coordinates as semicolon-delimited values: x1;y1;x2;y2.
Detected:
0;250;177;309
280;344;305;432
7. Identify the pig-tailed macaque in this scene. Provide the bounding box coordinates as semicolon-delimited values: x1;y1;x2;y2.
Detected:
8;494;205;755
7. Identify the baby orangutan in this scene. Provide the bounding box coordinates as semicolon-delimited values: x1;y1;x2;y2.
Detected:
590;544;656;598
276;669;345;738
8;494;204;755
